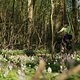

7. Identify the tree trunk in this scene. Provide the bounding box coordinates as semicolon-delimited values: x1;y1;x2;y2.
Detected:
27;0;34;49
51;0;55;59
54;0;65;31
72;0;78;42
51;0;66;59
11;0;15;49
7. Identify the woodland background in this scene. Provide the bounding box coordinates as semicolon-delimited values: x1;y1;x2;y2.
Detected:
0;0;80;51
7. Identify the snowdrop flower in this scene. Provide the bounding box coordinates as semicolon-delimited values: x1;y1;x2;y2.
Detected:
31;56;34;61
21;63;24;67
48;63;50;65
29;64;31;67
23;65;26;68
18;69;21;75
48;67;52;73
60;65;63;70
10;55;14;59
55;59;58;62
8;65;13;70
59;56;61;59
71;54;75;59
21;65;26;70
34;65;38;71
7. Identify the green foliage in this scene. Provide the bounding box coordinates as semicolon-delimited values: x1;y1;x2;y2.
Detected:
2;49;24;55
0;50;2;54
67;73;80;80
75;43;80;50
0;70;18;80
0;68;80;80
26;60;38;68
46;61;60;72
74;55;80;66
1;49;49;55
0;51;80;80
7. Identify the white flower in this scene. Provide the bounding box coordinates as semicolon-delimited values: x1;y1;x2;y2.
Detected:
59;56;61;59
71;55;75;59
10;55;14;59
60;65;63;70
55;59;57;62
21;63;24;67
31;56;34;61
18;69;21;75
29;65;31;67
21;65;26;70
34;65;38;71
8;65;13;70
48;63;50;65
48;67;52;73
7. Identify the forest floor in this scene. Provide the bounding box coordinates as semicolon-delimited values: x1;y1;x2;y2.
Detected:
0;50;80;80
0;42;80;80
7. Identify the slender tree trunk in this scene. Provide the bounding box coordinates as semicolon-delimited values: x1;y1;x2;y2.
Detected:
12;0;15;19
51;0;55;59
11;0;15;49
51;0;66;59
27;0;34;49
72;0;78;42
